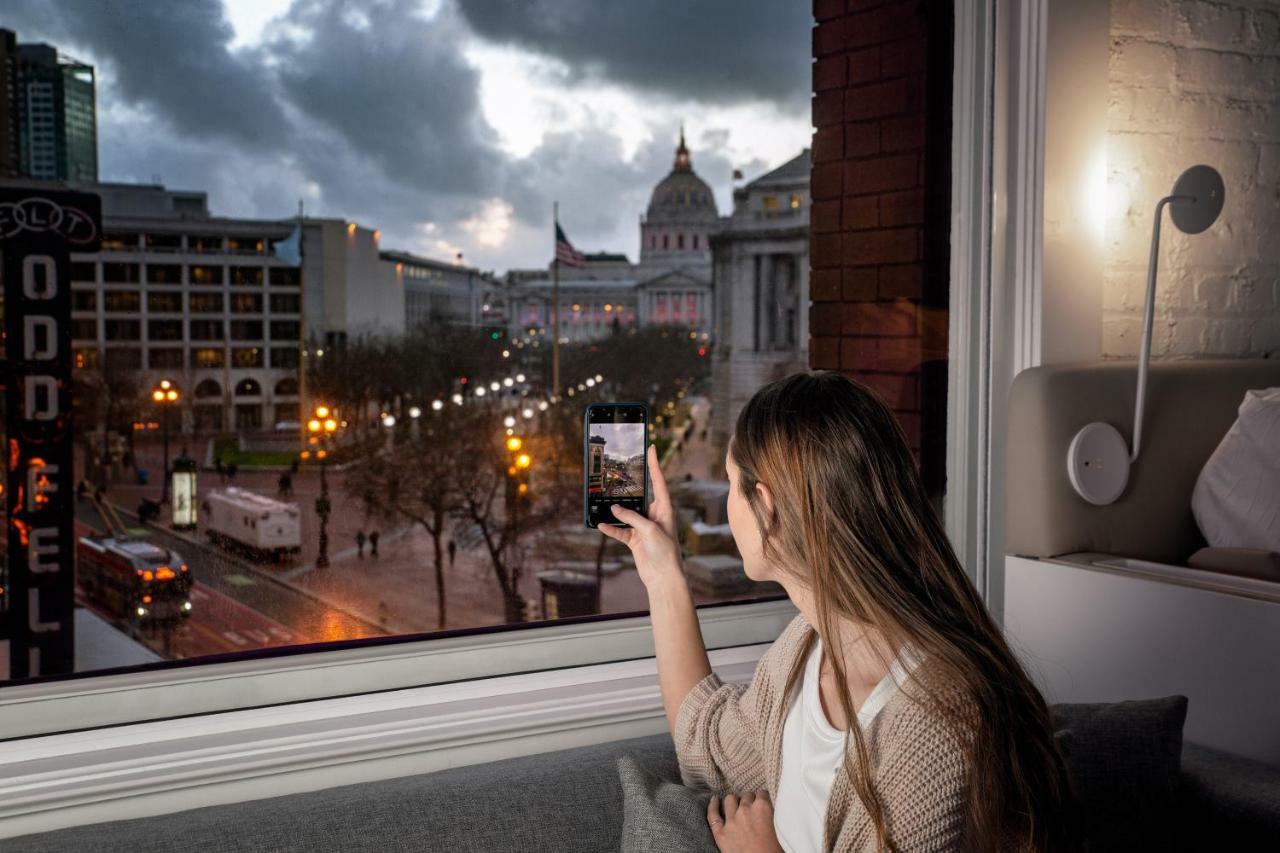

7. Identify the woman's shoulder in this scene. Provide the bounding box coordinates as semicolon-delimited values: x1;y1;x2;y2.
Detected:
875;658;980;754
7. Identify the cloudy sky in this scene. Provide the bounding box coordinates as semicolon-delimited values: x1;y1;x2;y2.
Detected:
5;0;812;273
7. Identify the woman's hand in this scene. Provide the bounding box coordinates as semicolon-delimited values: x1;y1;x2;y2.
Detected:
707;791;783;853
598;444;685;591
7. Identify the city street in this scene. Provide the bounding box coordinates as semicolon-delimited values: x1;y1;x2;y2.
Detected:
69;398;739;664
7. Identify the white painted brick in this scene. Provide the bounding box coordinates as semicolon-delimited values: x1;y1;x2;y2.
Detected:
1106;0;1280;359
1175;0;1247;48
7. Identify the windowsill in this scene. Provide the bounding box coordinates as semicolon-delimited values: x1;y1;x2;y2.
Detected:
0;640;769;840
0;598;796;739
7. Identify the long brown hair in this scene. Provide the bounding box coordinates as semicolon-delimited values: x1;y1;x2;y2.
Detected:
731;371;1076;852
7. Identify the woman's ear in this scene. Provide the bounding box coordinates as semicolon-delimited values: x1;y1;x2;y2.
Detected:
755;480;776;525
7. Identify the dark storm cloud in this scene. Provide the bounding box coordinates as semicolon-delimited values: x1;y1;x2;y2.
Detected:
3;0;285;147
456;0;812;108
268;0;509;198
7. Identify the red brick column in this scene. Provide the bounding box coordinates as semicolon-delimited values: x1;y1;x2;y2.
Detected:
809;0;951;492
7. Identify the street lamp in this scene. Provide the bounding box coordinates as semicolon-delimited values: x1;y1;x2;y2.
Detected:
505;434;533;618
308;404;340;569
150;379;180;503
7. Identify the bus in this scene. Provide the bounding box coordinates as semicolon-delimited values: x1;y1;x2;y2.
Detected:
77;536;194;624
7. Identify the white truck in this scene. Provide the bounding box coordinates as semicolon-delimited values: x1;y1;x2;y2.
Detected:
203;487;302;561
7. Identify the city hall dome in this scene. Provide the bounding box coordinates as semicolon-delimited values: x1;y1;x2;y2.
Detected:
645;129;719;223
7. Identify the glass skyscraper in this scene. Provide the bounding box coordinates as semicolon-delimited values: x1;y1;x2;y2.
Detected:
14;40;98;182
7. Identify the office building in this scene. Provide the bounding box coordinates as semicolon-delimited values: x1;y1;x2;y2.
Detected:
0;29;19;177
11;36;97;181
69;182;300;432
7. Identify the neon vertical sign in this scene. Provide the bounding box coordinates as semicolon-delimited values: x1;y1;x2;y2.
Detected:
1;189;100;679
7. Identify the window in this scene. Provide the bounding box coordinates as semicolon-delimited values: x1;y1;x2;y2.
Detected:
102;262;141;283
147;263;183;285
104;319;141;340
193;347;225;368
270;320;300;340
271;346;300;369
270;293;301;313
148;292;183;313
231;320;264;340
189;234;223;253
74;347;100;369
71;318;98;340
235;377;262;396
148;319;183;341
101;231;139;250
231;265;264;286
227;236;265;254
269;267;301;286
148;348;184;369
102;290;141;312
761;195;779;212
232;347;264;367
231;293;263;313
71;261;96;282
189;292;224;313
104;347;142;369
789;193;802;210
190;265;223;286
190;319;224;340
3;4;910;722
72;289;96;312
145;233;183;252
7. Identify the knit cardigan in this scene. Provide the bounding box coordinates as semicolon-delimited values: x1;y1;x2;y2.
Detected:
674;613;977;852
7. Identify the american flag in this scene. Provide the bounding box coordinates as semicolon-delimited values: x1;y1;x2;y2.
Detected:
555;222;586;267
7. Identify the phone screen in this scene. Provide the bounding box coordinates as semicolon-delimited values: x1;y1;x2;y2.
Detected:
584;403;649;528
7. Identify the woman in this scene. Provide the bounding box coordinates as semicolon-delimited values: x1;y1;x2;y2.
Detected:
599;371;1075;852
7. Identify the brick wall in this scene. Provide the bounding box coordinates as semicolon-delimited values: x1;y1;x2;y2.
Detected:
1106;0;1280;359
809;0;951;494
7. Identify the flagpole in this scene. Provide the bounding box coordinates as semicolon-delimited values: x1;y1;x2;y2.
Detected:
552;201;561;398
296;199;307;457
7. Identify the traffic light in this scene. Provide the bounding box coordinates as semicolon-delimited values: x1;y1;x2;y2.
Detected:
485;326;506;342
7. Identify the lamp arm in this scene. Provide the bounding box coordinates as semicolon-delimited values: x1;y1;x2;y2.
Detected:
1132;194;1190;463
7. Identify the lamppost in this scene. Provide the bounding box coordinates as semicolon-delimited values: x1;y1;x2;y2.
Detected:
151;379;180;503
307;404;339;568
504;435;532;617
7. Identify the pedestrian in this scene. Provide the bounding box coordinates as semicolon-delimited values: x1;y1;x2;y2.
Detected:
290;457;300;476
215;455;226;484
369;530;380;558
227;462;238;482
447;538;456;567
355;530;366;558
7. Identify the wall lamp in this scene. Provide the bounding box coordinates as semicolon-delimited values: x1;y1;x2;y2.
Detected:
1067;164;1225;505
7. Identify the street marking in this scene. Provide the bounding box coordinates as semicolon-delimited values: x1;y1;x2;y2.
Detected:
222;631;248;646
269;627;295;641
223;573;257;587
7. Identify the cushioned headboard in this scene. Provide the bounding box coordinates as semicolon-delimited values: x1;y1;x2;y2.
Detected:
1005;359;1280;562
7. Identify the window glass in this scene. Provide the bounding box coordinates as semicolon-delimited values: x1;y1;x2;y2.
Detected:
189;292;223;313
148;292;183;313
103;290;141;312
189;264;223;286
189;319;225;341
147;263;183;285
0;4;952;692
148;319;183;341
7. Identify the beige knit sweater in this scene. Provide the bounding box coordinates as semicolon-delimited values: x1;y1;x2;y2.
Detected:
674;613;977;852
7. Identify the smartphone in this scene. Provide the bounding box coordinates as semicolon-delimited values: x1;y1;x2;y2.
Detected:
584;402;649;528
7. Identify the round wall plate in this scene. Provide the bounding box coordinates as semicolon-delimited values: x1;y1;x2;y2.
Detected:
1067;422;1131;506
1169;164;1225;235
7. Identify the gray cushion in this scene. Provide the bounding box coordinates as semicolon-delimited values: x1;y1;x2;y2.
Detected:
617;753;717;853
1052;696;1188;853
1186;547;1280;581
1178;741;1280;850
7;734;677;853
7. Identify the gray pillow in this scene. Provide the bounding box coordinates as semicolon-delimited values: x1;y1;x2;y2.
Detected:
1051;695;1188;853
617;754;717;853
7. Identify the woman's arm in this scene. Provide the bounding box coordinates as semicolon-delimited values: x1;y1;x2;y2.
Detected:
600;444;711;731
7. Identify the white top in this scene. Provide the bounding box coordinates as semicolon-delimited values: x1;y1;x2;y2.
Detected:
772;638;919;853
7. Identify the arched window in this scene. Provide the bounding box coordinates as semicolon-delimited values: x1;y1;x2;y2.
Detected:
235;378;262;397
693;234;700;250
678;233;685;250
662;234;669;250
194;379;222;399
274;377;299;396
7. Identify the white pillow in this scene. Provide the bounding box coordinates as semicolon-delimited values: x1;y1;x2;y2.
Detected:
1192;387;1280;554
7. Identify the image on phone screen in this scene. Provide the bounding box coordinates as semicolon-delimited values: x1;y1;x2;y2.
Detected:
585;403;648;528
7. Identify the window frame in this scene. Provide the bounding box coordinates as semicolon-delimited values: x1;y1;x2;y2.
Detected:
0;598;796;739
